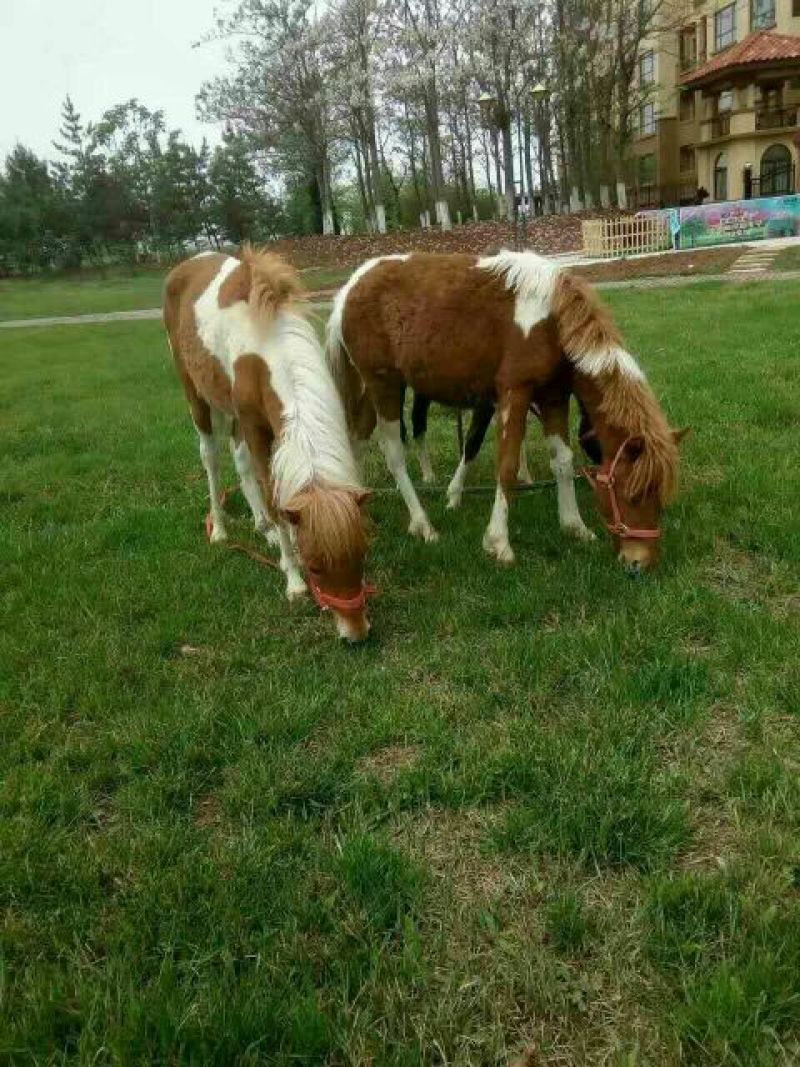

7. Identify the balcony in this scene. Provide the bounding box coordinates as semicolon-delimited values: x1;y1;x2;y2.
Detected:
710;113;731;138
755;105;798;130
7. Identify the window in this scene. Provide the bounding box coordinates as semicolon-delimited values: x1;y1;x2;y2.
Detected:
680;146;696;173
680;91;696;120
751;0;776;28
760;143;793;194
713;151;728;199
639;51;655;85
698;18;708;60
638;154;657;184
715;4;736;50
794;0;800;16
718;89;733;111
680;28;698;71
640;102;657;135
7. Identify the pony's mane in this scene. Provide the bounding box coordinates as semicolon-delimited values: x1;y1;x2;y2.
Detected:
268;312;364;507
553;272;679;504
240;243;306;322
285;485;368;566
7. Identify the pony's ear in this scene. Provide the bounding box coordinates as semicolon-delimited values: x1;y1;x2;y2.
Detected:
354;489;372;509
671;426;691;446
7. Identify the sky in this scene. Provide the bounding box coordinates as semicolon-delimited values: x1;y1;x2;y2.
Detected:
1;0;230;162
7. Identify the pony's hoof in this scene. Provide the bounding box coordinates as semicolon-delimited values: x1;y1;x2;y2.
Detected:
409;517;439;542
564;523;596;543
209;525;228;544
421;469;436;485
446;493;462;510
483;534;515;565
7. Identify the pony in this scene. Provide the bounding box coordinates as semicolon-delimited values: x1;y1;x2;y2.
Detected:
327;251;688;572
163;247;373;642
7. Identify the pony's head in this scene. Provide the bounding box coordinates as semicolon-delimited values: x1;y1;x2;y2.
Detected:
281;486;373;642
586;427;689;573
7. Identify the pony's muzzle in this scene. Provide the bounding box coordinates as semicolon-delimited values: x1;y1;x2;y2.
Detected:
335;611;371;643
618;540;658;573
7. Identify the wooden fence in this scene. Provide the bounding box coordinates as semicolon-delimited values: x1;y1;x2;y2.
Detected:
582;216;672;259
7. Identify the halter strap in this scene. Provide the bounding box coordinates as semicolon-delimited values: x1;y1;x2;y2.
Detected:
582;437;661;541
308;575;378;614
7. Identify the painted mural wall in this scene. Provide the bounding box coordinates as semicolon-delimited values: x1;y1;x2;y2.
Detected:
639;194;800;249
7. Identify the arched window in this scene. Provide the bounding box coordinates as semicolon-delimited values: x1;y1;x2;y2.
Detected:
713;152;728;201
760;143;793;196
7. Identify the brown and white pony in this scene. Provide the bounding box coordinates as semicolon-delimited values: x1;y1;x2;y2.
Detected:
163;248;373;641
327;251;687;572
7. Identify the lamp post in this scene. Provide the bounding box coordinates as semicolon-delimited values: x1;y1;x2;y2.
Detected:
477;91;506;220
529;81;551;214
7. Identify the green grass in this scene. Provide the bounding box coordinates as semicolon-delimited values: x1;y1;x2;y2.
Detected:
2;281;800;1063
0;271;166;321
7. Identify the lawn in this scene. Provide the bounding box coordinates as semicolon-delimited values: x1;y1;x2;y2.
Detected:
1;282;799;1064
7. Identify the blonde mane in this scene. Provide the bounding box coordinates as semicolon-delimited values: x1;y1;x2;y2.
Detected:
285;485;369;566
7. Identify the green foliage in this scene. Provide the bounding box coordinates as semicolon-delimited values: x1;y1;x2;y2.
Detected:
0;98;284;275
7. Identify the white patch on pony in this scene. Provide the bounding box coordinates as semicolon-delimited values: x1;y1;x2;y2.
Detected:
546;434;595;542
192;250;216;259
483;485;514;564
193;257;362;509
326;254;410;372
477;250;561;337
572;345;646;382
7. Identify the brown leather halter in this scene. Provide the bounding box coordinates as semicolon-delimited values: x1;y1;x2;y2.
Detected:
309;576;378;614
581;436;661;541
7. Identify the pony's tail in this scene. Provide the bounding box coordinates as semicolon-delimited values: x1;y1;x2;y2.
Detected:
234;244;305;325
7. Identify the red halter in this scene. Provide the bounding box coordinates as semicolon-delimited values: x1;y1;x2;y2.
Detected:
308;575;378;614
582;436;661;541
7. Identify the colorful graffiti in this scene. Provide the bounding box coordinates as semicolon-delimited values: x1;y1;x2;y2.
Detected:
639;195;800;249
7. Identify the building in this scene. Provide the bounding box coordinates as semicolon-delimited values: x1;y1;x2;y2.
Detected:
629;0;800;206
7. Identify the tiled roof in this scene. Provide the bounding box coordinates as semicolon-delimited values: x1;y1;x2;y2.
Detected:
682;31;800;86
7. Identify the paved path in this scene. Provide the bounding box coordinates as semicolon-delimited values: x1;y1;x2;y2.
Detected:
3;270;800;330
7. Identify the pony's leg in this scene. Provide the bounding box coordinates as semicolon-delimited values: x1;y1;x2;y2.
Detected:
411;394;435;483
240;418;306;599
446;399;494;509
483;388;532;564
375;412;438;542
229;428;280;546
539;395;595;542
197;419;227;544
517;440;533;484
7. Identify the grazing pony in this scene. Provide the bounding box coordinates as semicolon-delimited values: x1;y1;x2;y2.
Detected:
327;251;687;572
163;248;373;642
